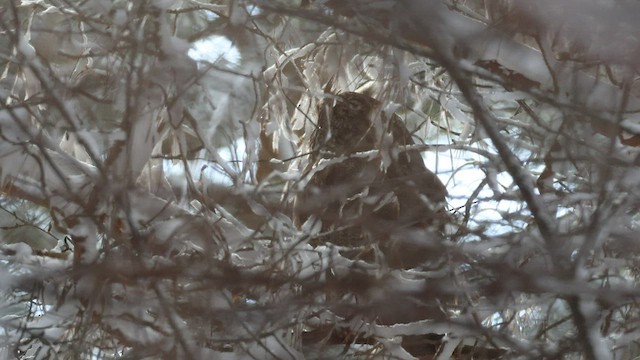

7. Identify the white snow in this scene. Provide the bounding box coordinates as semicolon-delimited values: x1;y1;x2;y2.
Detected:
188;36;240;64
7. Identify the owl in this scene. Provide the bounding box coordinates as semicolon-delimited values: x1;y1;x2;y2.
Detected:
295;92;448;269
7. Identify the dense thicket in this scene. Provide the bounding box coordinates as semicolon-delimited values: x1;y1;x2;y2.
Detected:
0;1;639;359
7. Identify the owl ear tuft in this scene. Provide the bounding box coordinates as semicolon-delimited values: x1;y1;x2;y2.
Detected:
323;77;335;96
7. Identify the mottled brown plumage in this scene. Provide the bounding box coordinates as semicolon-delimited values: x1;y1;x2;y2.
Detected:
296;92;448;268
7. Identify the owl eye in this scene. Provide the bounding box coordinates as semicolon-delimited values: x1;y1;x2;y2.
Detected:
346;98;364;111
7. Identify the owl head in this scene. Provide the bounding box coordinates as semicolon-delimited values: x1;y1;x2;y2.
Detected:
311;92;383;159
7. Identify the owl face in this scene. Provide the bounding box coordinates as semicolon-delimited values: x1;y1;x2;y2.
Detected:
333;92;377;124
312;92;381;157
